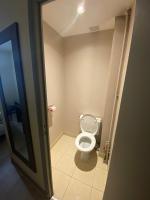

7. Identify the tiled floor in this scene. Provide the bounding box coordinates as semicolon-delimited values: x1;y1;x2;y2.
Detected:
51;134;108;200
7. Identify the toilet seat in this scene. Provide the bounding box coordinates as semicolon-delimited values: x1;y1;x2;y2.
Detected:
80;114;98;136
75;132;96;152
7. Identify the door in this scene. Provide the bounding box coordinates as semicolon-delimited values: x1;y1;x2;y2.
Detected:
0;22;52;198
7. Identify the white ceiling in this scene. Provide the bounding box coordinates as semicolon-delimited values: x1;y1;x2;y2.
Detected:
42;0;133;37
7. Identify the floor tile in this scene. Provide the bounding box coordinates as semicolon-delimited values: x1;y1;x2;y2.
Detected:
52;168;71;199
52;135;77;157
96;156;108;171
95;155;103;167
101;162;108;171
91;188;103;200
93;168;108;191
63;179;91;200
55;154;76;176
61;135;77;157
51;149;62;168
52;138;67;155
73;166;95;187
51;135;76;168
51;134;108;199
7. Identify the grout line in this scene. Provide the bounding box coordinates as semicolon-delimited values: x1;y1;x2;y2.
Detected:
61;176;72;200
54;162;76;178
89;187;93;200
72;176;93;188
92;185;105;193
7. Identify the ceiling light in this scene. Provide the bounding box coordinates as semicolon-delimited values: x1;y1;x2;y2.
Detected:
77;4;85;15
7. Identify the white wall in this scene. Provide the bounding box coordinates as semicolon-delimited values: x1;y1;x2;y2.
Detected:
43;22;64;147
63;31;114;137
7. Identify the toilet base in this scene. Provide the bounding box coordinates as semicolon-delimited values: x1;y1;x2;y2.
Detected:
80;151;91;161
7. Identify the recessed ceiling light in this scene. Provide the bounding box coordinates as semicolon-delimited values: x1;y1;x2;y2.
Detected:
77;3;85;15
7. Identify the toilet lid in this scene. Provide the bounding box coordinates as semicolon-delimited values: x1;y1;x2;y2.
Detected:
80;114;98;135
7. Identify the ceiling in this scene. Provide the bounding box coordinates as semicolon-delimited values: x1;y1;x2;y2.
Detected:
42;0;133;37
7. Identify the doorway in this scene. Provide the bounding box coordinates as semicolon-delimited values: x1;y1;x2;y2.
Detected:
40;1;133;200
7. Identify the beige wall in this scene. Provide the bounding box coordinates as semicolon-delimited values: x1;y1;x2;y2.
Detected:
63;31;113;137
43;22;64;147
101;16;127;153
43;24;114;142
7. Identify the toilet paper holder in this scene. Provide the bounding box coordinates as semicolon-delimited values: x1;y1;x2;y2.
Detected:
48;104;56;112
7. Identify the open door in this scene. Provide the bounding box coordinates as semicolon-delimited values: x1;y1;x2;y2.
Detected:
0;22;52;198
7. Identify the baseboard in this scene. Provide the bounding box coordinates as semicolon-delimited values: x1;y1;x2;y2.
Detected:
50;132;63;148
63;132;76;138
50;132;76;149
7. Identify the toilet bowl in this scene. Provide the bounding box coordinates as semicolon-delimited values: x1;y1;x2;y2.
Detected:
75;114;101;160
75;132;96;153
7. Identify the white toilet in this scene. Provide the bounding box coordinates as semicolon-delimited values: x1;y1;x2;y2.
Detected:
75;114;101;160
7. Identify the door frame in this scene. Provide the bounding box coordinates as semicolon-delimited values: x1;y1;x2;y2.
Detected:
107;14;131;166
28;0;54;199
